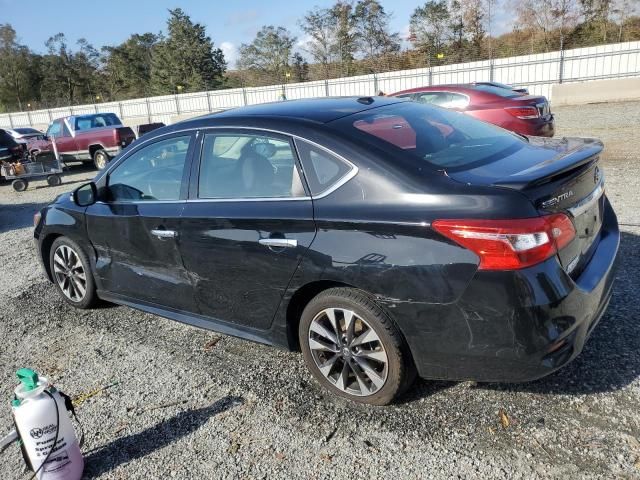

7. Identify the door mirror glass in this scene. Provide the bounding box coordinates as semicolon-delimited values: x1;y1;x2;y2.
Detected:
73;182;97;207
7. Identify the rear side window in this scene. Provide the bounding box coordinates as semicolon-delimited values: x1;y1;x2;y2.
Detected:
74;113;122;131
295;140;353;196
416;92;469;109
198;133;306;199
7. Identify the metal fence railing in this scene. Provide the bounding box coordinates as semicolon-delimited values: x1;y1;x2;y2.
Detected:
1;40;638;130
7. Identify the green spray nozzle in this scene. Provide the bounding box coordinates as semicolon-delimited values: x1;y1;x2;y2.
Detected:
16;369;39;391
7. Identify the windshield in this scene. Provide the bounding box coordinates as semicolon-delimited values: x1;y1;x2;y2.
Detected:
333;102;526;172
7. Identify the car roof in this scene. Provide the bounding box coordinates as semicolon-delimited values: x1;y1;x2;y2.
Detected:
206;97;406;124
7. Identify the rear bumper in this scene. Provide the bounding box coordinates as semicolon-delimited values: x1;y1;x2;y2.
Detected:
386;196;619;382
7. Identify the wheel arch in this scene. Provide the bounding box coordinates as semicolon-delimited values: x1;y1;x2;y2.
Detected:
40;232;63;282
285;280;354;350
88;144;106;157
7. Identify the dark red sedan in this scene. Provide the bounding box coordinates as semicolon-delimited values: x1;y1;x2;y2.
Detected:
390;84;555;137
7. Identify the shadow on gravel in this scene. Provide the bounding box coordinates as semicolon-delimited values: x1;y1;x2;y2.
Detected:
82;395;244;478
480;231;640;397
0;202;48;233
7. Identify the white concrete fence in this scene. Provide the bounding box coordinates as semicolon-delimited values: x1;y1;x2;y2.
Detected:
1;40;639;131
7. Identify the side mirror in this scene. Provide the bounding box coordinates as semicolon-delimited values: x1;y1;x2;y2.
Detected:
73;182;97;207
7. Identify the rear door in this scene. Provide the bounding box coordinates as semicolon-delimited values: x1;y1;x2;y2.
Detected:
178;129;316;329
85;132;197;310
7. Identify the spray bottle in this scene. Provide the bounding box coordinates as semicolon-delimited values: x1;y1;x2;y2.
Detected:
11;369;84;480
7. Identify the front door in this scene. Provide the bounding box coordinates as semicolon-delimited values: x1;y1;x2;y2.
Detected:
46;119;77;159
86;133;197;311
179;130;316;329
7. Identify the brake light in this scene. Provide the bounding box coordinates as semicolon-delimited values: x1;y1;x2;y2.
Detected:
432;214;575;270
505;106;539;119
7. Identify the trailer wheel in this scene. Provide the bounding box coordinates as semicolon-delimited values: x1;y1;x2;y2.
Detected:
46;174;62;187
12;179;28;192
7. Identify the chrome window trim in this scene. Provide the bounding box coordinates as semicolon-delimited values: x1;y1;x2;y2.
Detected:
196;126;358;201
567;179;605;218
94;124;359;202
93;128;201;182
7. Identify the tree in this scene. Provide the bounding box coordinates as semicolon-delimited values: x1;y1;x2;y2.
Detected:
514;0;578;49
409;1;451;56
0;24;40;111
579;0;614;41
300;7;336;77
291;52;310;82
330;1;358;76
461;0;486;57
237;26;296;85
353;0;401;71
102;33;158;100
150;8;226;94
41;33;78;105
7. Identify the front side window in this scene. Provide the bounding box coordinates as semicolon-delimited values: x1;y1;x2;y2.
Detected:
107;135;191;202
198;133;306;199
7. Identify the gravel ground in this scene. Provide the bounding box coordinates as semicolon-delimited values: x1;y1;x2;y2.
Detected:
1;101;639;479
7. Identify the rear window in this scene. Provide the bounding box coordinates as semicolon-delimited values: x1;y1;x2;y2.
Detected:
471;84;522;98
334;102;525;172
13;128;41;135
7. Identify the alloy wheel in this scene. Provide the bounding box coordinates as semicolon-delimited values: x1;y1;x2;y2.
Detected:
53;245;87;302
95;152;107;170
308;307;388;396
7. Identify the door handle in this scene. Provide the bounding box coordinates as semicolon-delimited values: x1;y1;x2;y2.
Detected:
259;238;298;248
151;229;178;239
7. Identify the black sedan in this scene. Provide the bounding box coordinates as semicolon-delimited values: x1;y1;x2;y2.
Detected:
34;97;619;405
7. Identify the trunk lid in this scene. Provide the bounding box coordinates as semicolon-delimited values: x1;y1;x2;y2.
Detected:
447;136;605;276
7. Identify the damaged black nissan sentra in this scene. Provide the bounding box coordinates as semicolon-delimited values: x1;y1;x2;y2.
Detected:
34;97;619;405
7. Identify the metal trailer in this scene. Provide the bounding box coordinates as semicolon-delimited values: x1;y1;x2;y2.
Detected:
1;141;64;192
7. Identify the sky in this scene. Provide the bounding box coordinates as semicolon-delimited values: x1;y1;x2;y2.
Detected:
0;0;514;68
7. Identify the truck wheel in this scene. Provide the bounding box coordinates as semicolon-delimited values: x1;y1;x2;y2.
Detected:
12;179;28;192
46;174;62;187
93;150;109;170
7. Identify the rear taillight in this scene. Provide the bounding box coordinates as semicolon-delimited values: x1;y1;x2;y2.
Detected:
432;214;575;270
505;106;539;119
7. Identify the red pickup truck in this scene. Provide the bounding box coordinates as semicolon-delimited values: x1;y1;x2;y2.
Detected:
41;113;136;170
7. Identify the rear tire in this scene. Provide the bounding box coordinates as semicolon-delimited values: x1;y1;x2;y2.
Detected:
93;149;109;170
12;179;27;192
299;287;416;405
49;236;98;309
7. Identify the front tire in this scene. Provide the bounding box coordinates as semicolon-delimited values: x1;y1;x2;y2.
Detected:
93;149;109;170
299;287;415;405
49;237;97;309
